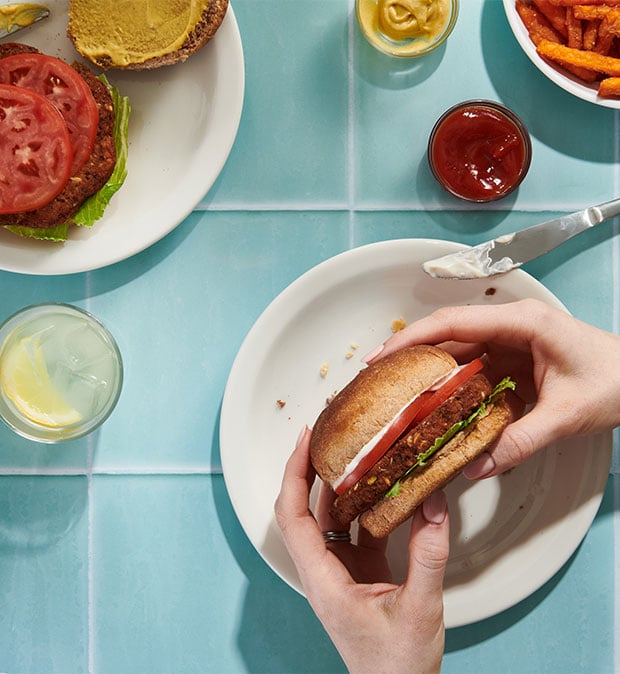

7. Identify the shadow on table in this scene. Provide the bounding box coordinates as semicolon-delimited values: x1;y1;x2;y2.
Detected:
210;418;346;672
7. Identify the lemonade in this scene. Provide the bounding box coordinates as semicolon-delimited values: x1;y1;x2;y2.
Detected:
0;304;123;442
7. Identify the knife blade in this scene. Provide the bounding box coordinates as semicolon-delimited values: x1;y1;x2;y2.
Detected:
422;197;620;280
0;3;49;39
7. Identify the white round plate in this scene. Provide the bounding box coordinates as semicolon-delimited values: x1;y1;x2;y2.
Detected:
503;0;620;109
220;239;612;628
0;1;244;274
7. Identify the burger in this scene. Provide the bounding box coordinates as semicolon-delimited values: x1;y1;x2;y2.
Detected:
0;43;129;241
310;345;514;538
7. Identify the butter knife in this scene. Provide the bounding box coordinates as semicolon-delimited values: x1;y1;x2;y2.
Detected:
0;3;49;38
423;197;620;280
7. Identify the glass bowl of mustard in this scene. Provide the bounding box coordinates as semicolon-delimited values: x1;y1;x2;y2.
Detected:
355;0;458;58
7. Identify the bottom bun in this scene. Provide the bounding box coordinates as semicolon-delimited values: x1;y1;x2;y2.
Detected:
358;395;512;538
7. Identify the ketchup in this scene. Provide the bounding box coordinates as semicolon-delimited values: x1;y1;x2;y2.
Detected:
428;101;531;202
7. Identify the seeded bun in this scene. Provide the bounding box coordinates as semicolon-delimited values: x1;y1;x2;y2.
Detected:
310;345;512;538
67;0;229;70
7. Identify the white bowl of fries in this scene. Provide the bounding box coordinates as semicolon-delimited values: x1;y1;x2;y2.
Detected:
503;0;620;109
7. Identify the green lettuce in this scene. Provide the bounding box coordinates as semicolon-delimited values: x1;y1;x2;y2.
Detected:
4;76;130;242
384;377;516;499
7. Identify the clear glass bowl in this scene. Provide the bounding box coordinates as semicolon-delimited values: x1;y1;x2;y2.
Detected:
355;0;459;58
427;99;532;203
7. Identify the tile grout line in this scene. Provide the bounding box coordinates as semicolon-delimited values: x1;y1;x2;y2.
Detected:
87;436;95;674
0;467;224;476
347;0;356;250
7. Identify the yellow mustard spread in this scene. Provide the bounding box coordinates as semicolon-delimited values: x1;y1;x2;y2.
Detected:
0;3;48;33
378;0;447;40
356;0;452;56
68;0;209;67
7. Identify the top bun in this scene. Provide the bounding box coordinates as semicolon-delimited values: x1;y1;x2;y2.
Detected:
67;0;229;70
310;345;456;486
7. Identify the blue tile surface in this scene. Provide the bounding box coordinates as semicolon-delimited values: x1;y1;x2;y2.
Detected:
0;0;618;672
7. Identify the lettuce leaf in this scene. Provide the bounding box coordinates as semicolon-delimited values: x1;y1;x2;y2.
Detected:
384;377;516;498
3;76;130;242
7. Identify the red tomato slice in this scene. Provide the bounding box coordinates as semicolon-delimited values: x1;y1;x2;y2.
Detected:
0;53;99;175
334;358;485;495
0;84;73;214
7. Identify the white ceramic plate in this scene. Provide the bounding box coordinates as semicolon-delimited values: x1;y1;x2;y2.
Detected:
220;239;612;628
502;0;620;109
0;1;244;274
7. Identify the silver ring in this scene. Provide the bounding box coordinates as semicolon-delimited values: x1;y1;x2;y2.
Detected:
322;530;351;543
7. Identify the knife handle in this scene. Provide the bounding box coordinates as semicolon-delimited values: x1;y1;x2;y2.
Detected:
595;197;620;223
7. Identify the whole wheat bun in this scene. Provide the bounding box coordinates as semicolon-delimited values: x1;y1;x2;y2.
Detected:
310;345;457;487
358;395;511;538
67;0;229;70
309;344;512;538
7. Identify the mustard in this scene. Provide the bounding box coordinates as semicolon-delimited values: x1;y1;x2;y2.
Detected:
68;0;209;67
356;0;453;57
0;3;49;34
378;0;448;40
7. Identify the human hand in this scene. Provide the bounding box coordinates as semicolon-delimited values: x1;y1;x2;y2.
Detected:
275;426;449;674
364;298;620;478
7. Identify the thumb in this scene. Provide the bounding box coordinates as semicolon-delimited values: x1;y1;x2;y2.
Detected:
401;491;450;608
464;405;566;479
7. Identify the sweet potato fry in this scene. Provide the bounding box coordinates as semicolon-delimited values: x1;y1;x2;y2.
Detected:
548;0;620;6
566;8;584;47
537;37;620;74
532;0;569;36
598;75;620;94
516;0;564;44
573;5;620;20
583;20;599;50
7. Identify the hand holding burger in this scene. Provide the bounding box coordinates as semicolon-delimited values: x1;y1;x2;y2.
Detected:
366;298;620;479
275;427;449;674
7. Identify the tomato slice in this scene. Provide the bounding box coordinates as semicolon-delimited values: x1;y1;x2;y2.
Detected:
0;53;99;175
334;358;485;495
0;84;73;214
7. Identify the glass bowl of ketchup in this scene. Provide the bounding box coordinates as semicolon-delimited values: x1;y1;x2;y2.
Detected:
427;100;532;202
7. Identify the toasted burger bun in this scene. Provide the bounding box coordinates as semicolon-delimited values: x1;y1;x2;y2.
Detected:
67;0;229;70
310;345;512;538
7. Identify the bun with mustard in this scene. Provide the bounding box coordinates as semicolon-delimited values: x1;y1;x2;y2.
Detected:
310;345;514;538
67;0;229;70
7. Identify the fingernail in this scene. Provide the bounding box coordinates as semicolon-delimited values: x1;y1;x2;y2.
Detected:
362;343;384;364
295;425;309;448
422;490;447;524
463;452;495;480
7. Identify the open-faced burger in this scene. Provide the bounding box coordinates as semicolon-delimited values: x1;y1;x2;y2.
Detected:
0;43;129;241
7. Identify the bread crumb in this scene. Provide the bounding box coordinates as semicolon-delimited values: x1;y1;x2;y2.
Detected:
320;362;329;378
276;399;286;409
391;317;407;332
350;342;359;350
345;351;354;359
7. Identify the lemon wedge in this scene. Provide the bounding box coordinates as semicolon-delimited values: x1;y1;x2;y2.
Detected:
0;335;82;428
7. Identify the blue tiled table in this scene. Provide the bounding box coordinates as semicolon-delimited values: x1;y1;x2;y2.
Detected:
0;1;618;672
